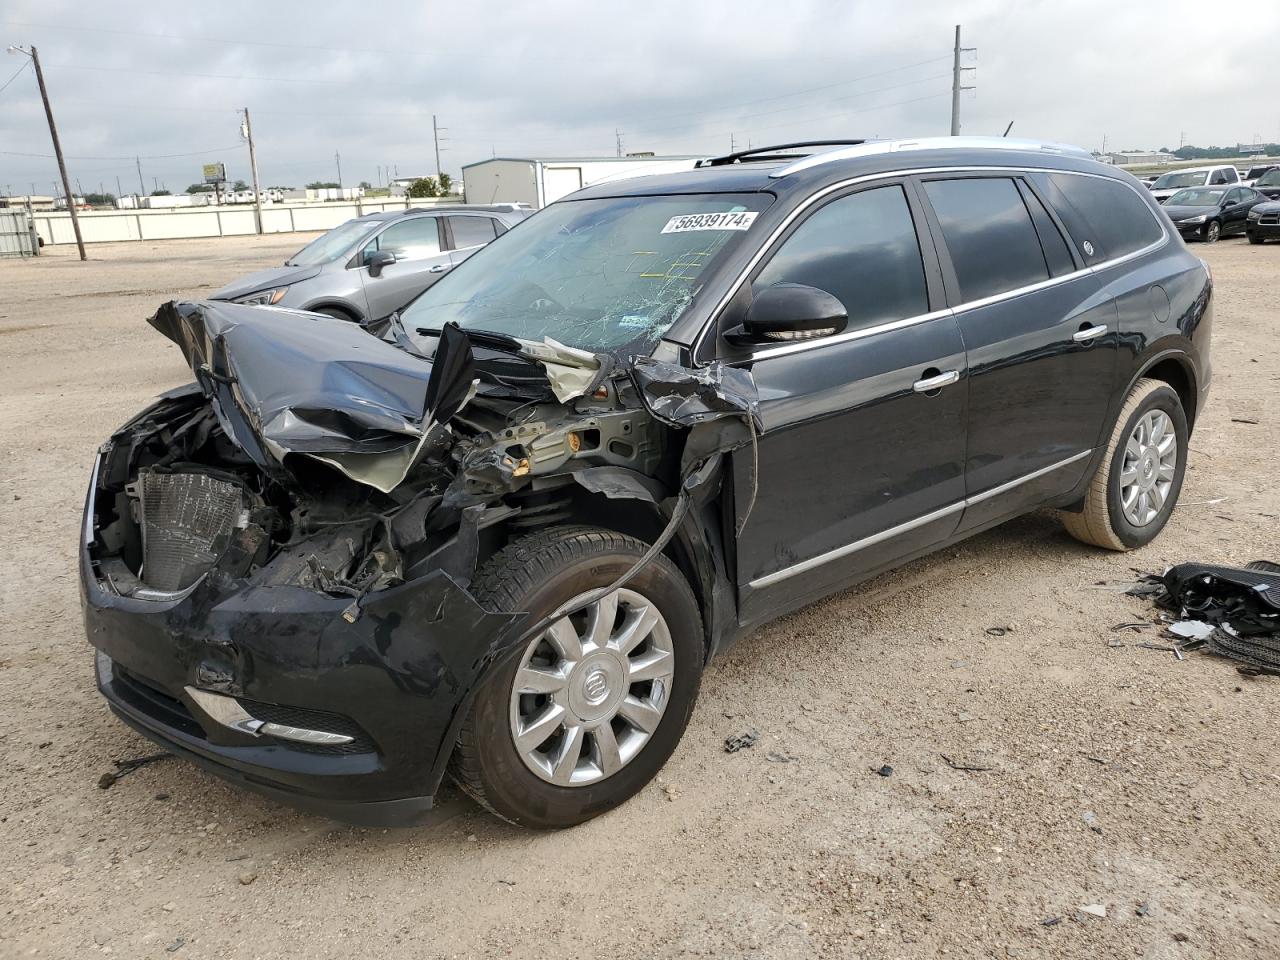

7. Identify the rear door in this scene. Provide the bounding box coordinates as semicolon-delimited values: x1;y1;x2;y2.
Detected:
357;215;452;319
727;180;968;625
444;214;501;267
915;174;1117;532
1222;188;1255;234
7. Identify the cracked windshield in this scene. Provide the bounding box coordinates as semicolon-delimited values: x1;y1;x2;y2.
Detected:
401;193;773;353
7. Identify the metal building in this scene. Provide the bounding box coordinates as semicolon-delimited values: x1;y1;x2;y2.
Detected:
461;155;701;208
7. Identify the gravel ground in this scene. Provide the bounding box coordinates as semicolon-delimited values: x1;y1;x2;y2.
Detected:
1;234;1277;960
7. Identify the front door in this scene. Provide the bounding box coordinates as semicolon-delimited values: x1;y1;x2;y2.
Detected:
725;181;969;626
914;174;1118;532
358;216;452;320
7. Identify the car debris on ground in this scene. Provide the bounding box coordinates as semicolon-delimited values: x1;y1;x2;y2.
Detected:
1129;561;1280;672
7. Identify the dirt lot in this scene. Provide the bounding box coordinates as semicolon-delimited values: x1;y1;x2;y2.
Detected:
1;234;1278;959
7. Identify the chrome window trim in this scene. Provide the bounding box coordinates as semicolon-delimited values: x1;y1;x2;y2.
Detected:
747;449;1093;590
691;165;1169;365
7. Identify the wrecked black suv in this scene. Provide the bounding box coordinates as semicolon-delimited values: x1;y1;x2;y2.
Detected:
82;138;1212;829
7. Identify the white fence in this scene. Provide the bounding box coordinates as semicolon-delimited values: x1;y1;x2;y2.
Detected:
1;209;39;257
30;197;456;246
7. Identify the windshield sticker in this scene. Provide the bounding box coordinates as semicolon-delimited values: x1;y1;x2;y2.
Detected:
617;314;652;329
661;211;758;234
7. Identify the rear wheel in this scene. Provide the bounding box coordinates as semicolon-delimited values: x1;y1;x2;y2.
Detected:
1061;378;1188;550
1204;220;1221;243
451;526;703;829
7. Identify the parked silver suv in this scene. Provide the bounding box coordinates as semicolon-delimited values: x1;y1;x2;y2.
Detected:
210;205;531;325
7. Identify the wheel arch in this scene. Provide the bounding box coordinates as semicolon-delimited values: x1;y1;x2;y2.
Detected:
1129;350;1199;430
303;300;363;323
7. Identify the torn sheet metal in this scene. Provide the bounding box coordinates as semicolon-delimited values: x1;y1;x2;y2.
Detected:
148;301;475;493
630;357;761;430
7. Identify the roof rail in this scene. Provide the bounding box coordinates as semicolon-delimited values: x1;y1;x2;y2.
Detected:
696;140;871;167
769;136;1093;178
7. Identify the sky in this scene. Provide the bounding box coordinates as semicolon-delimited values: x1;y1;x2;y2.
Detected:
1;0;1277;197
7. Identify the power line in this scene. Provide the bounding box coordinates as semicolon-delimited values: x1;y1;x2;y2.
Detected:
49;62;350;85
1;144;244;161
0;58;31;96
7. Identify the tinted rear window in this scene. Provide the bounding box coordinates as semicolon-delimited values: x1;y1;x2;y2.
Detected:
923;177;1049;303
1042;173;1164;263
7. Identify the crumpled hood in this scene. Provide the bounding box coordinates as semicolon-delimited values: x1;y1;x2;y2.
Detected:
210;264;323;301
149;300;438;491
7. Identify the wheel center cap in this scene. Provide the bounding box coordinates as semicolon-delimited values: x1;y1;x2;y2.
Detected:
582;668;610;704
566;653;626;724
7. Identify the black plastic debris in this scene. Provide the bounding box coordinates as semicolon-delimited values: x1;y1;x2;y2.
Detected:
1145;561;1280;671
873;764;894;777
98;752;170;790
724;729;759;753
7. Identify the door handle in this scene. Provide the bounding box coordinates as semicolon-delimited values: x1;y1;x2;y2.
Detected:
429;264;450;274
1072;324;1108;342
912;370;960;393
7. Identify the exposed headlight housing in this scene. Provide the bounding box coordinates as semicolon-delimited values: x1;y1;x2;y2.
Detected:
1178;214;1207;224
234;287;288;306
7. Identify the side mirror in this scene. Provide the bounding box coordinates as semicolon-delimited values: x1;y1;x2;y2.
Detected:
365;249;396;277
725;283;848;345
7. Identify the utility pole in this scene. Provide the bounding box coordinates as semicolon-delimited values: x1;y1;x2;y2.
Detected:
615;128;623;158
730;133;737;153
949;25;976;136
115;175;123;199
136;157;145;196
242;107;263;234
335;151;343;188
9;45;85;259
433;115;443;179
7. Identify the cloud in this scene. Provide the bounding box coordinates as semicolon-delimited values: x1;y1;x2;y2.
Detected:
1;0;1276;195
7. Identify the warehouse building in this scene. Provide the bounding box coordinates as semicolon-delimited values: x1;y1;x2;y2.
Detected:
462;155;701;208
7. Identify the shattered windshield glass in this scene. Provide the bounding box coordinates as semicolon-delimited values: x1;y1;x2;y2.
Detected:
400;193;772;353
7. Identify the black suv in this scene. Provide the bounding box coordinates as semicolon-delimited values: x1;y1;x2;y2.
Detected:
82;138;1212;829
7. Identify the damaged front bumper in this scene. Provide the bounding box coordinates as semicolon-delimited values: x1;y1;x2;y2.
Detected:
81;452;516;826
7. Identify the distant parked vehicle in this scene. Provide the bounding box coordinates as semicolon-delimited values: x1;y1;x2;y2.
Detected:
1251;168;1280;200
210;204;531;326
1246;200;1280;243
1146;165;1239;203
1241;164;1278;187
1161;186;1266;242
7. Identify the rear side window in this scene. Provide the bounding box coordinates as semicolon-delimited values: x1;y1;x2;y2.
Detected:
923;177;1048;303
448;215;498;249
752;184;928;333
1042;173;1164;263
368;217;442;259
1017;181;1076;277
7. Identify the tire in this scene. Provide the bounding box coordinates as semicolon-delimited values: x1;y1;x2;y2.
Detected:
313;305;360;322
450;525;703;829
1248;233;1265;245
1204;220;1221;243
1062;378;1188;551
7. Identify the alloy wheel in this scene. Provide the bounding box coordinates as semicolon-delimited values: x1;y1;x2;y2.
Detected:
1205;221;1221;243
508;588;675;786
1119;410;1178;527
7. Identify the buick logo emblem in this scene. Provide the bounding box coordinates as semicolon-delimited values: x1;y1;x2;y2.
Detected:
583;668;610;704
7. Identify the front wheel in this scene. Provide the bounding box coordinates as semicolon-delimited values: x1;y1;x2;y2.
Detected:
451;526;703;828
1248;233;1265;245
1061;378;1188;550
1203;220;1222;243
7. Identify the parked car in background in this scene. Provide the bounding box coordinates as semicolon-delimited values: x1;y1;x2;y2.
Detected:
1146;165;1239;202
1241;163;1278;186
1251;167;1280;200
210;204;531;326
83;138;1211;829
1247;199;1280;243
1161;185;1266;242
